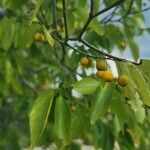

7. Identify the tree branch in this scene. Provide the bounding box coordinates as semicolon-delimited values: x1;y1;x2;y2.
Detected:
52;34;142;65
66;38;142;65
50;0;142;66
79;39;142;65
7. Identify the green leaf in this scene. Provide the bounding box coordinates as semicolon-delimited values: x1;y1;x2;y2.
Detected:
29;0;44;24
0;17;15;50
128;64;150;106
29;91;54;148
72;77;100;95
55;96;71;145
76;0;87;7
136;107;145;123
5;59;13;84
71;104;90;138
112;115;122;136
19;23;40;49
102;129;114;150
138;59;150;87
75;7;88;21
43;26;55;47
110;91;126;129
133;17;145;29
128;100;145;123
90;82;115;124
89;19;105;36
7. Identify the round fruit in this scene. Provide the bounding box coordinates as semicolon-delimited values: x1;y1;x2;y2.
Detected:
118;74;129;87
34;32;44;42
119;40;126;49
80;57;89;66
96;71;105;79
96;59;107;71
102;71;114;82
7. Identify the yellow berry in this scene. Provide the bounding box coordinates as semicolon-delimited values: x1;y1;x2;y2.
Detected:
119;40;126;49
118;74;129;87
96;71;105;79
96;59;107;71
34;32;44;42
80;57;89;66
102;71;114;82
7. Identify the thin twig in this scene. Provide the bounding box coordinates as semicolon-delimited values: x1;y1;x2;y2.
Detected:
52;0;57;29
62;0;68;39
61;45;66;63
53;44;82;77
78;0;94;38
111;0;134;22
130;6;150;14
92;0;125;18
102;6;119;23
78;0;125;38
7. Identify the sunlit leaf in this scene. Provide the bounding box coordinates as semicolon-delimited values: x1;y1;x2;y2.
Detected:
90;82;115;124
73;77;100;95
129;64;150;106
29;91;54;147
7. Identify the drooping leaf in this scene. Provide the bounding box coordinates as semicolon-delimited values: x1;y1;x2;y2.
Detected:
102;129;114;150
55;96;71;145
73;77;100;95
136;107;145;123
90;82;115;124
127;99;145;123
128;64;150;106
71;104;90;138
29;91;54;148
0;17;15;50
110;91;126;129
128;40;139;61
138;59;150;87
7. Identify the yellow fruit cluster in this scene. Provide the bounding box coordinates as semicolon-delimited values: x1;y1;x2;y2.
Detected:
96;59;113;82
80;57;129;87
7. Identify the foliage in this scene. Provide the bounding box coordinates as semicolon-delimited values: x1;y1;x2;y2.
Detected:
0;0;150;149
